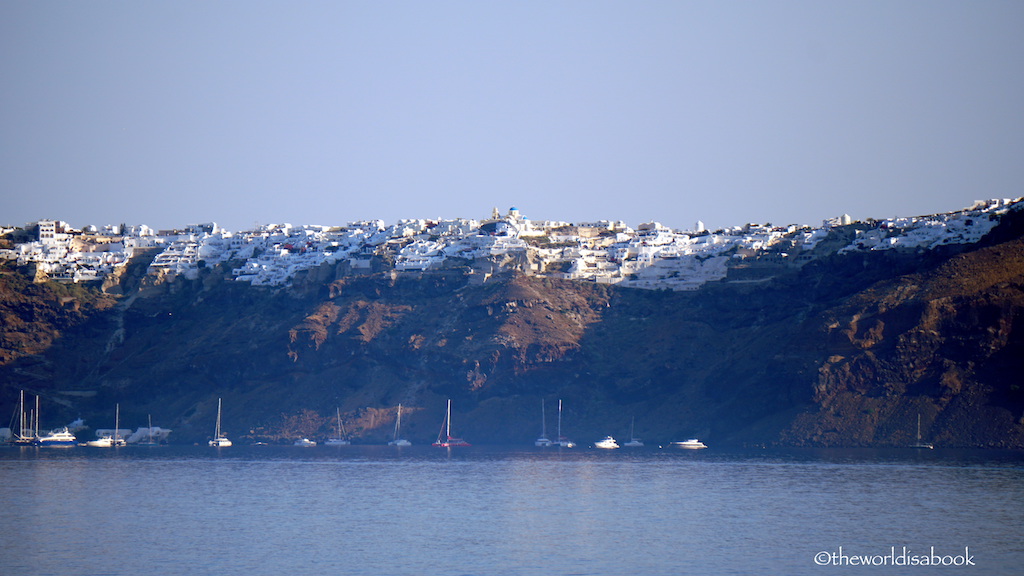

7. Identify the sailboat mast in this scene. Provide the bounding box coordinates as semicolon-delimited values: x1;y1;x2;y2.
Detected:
446;399;452;439
214;398;222;438
557;399;562;439
18;390;25;439
541;399;547;437
114;403;120;444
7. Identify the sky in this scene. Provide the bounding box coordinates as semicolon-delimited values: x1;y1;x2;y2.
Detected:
2;1;1022;233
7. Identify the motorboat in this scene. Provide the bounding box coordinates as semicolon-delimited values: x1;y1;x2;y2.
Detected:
84;436;115;448
294;438;317;447
595;436;619;449
85;404;126;447
37;427;77;447
672;439;707;449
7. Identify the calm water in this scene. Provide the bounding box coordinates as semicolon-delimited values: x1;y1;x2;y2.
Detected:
1;445;1022;576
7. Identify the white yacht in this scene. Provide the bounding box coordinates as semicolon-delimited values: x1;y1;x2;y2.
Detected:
672;439;707;449
37;427;77;447
595;436;619;449
294;438;317;447
84;436;115;448
85;404;126;447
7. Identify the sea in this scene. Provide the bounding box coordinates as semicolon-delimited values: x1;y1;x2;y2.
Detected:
1;444;1022;576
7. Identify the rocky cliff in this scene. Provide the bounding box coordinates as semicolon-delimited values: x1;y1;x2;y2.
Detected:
2;212;1023;447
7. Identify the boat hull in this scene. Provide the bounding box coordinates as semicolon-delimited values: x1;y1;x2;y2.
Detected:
672;439;707;449
433;437;471;447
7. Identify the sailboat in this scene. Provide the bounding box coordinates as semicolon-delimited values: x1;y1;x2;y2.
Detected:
388;404;412;446
136;414;161;446
910;413;934;449
535;399;553;447
432;399;470;447
85;404;125;447
10;390;37;445
623;417;644;447
208;398;232;447
555;399;575;448
324;407;351;446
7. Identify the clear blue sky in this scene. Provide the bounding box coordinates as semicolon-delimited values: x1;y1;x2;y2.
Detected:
2;1;1022;233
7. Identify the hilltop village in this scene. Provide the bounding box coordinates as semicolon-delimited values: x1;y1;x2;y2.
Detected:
2;200;1019;290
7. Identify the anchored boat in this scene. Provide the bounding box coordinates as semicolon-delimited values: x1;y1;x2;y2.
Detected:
432;399;470;447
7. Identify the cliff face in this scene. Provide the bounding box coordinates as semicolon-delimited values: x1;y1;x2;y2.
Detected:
788;238;1024;447
2;218;1023;447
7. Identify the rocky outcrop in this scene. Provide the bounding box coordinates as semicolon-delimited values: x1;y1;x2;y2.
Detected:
784;237;1024;447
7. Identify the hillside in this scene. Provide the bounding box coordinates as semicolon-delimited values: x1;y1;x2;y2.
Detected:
2;211;1023;447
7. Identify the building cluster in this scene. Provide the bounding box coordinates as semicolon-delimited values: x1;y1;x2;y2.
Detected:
1;199;1018;291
